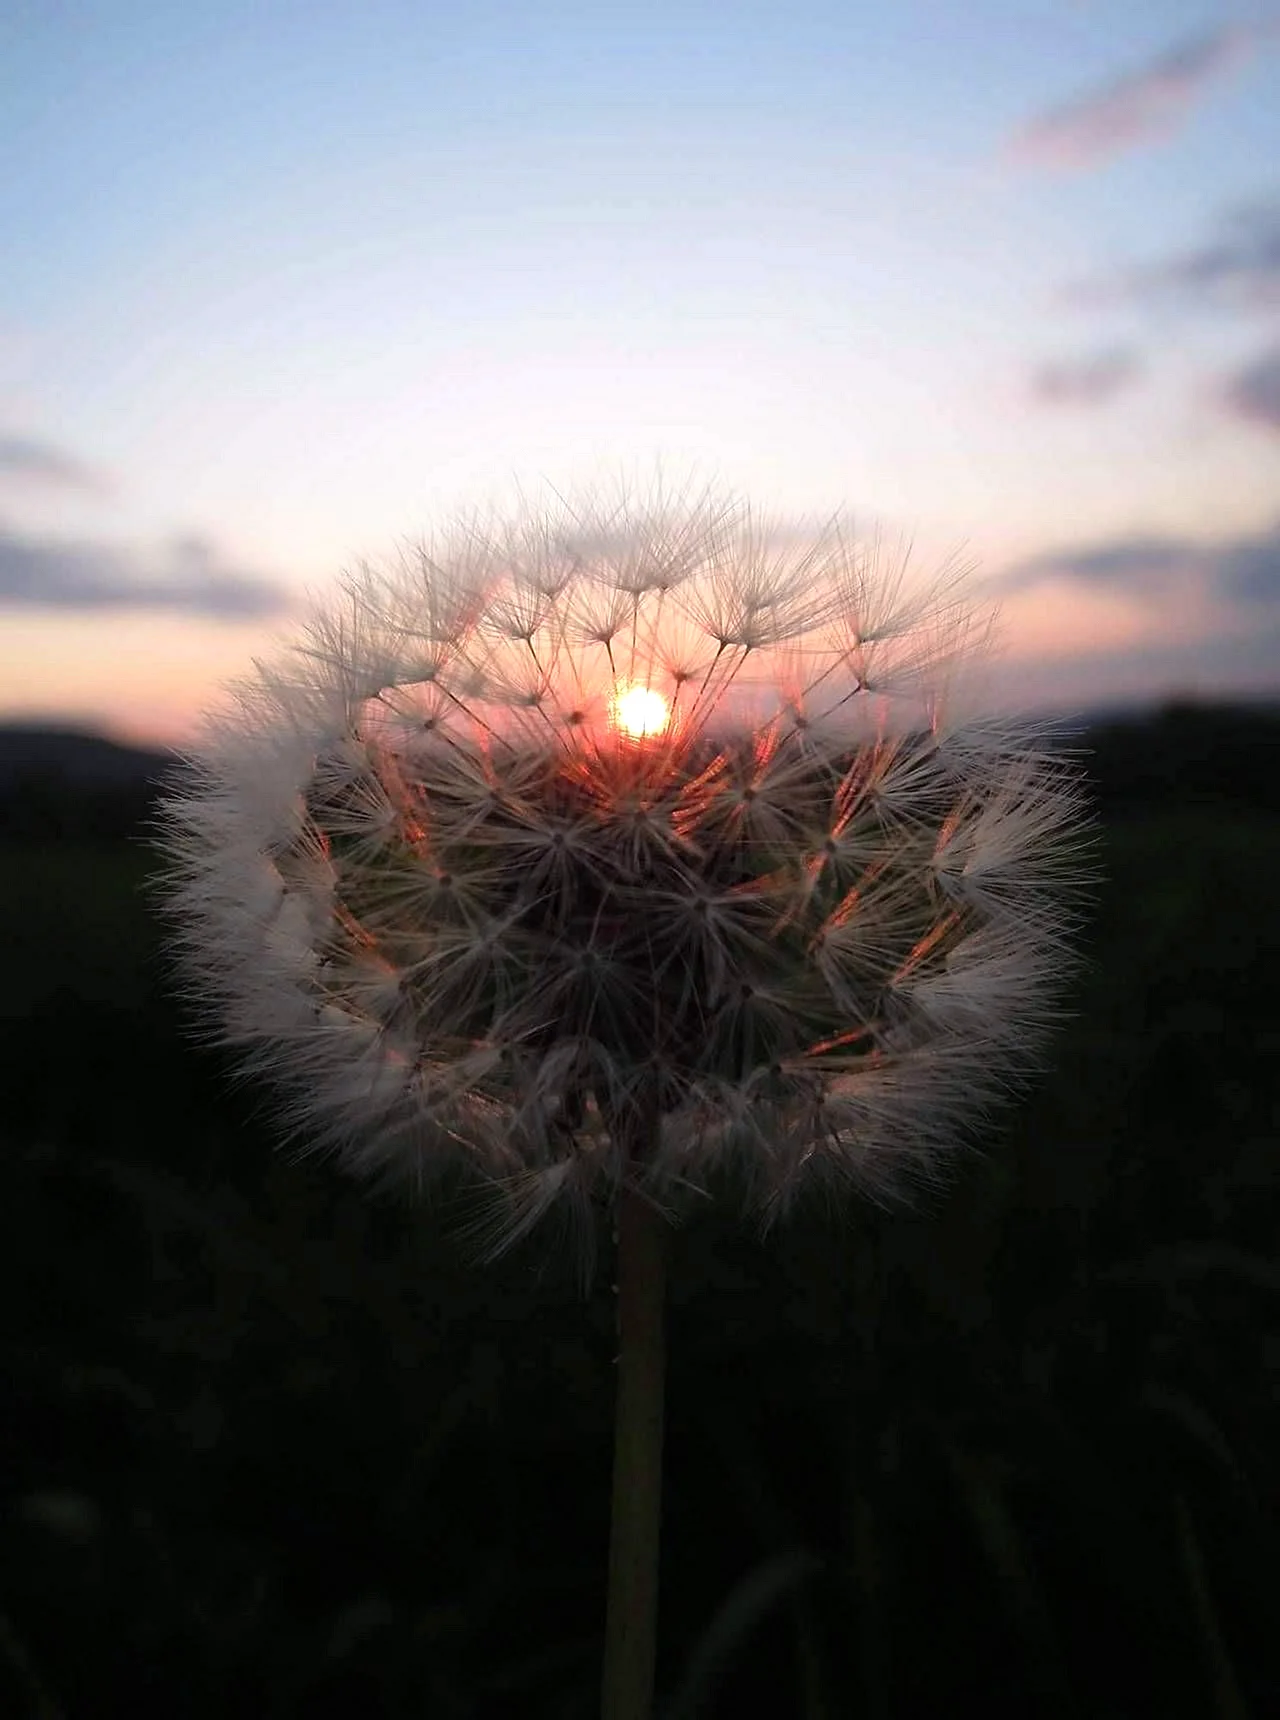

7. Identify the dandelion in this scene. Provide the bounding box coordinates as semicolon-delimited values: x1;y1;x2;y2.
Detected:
156;482;1092;1720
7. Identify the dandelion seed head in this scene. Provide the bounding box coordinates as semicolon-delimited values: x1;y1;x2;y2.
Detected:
156;483;1093;1275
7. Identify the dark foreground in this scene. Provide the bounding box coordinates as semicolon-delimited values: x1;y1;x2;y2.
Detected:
1;705;1277;1718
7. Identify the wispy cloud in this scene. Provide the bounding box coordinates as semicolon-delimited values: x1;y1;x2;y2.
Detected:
1007;23;1272;171
1067;198;1280;312
996;616;1280;711
1217;524;1280;602
1223;346;1280;431
1001;534;1194;596
1029;347;1143;406
0;433;107;493
988;516;1280;707
0;524;292;619
996;518;1280;608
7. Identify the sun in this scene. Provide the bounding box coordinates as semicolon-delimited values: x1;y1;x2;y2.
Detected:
612;683;670;739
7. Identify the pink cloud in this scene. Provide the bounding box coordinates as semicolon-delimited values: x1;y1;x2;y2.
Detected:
1007;23;1273;171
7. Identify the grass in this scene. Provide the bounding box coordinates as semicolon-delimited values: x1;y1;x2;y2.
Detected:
0;799;1276;1717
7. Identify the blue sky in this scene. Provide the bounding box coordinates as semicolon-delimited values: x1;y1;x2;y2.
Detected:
2;1;1278;738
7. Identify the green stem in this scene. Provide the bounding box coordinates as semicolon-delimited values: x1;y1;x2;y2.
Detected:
601;1181;669;1720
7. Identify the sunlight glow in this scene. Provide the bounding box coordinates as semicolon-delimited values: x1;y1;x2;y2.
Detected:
612;683;670;739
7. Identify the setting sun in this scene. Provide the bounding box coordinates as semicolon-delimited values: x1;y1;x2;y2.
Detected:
612;684;670;739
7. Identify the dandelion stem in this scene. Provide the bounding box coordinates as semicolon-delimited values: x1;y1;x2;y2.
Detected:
601;1178;669;1720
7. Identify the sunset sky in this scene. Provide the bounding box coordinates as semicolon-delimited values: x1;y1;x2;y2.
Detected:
2;1;1278;743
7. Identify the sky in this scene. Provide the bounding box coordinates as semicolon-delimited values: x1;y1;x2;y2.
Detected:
1;0;1278;743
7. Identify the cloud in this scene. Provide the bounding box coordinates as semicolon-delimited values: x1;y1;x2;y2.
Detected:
0;433;106;493
1218;528;1280;603
994;617;1280;712
0;523;292;619
987;518;1280;707
996;518;1280;608
1002;534;1195;596
1069;198;1280;311
1029;347;1143;405
1007;23;1271;171
1223;346;1280;431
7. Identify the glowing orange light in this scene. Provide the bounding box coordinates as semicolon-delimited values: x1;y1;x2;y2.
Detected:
612;684;670;739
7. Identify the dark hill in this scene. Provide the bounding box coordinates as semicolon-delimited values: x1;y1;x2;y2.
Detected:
0;726;171;789
2;699;1278;842
0;726;175;842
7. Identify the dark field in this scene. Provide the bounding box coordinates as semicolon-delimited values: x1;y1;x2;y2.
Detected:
2;705;1277;1718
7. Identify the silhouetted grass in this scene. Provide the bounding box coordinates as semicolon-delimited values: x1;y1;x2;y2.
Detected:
1;709;1276;1717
